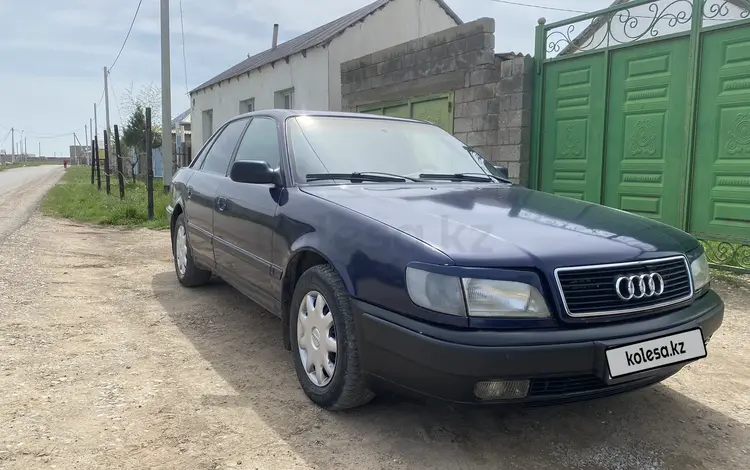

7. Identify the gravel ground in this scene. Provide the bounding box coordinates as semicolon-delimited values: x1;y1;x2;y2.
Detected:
0;212;748;469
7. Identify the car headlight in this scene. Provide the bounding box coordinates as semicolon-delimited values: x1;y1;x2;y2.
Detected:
690;252;710;291
405;267;551;318
405;268;466;315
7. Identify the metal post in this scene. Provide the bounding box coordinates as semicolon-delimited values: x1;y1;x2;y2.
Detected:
10;127;14;164
146;107;155;220
95;139;101;190
104;67;113;173
94;103;98;152
679;0;705;232
84;125;88;165
91;139;95;184
114;125;125;199
161;0;174;191
103;129;111;195
529;17;546;190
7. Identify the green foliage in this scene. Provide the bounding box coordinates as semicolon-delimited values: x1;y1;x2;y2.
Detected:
122;104;162;153
42;167;171;229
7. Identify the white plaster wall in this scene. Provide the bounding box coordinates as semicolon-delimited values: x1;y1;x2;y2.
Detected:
191;45;329;153
190;0;459;153
326;0;459;111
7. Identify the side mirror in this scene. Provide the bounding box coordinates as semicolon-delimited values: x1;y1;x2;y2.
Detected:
494;164;509;179
230;160;282;186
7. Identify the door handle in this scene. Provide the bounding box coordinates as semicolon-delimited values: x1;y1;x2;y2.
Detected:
187;185;193;199
216;196;227;212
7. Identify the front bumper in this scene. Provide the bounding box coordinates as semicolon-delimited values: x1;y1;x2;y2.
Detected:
353;290;724;405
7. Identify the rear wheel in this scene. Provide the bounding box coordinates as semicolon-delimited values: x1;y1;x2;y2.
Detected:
173;212;212;287
290;264;374;410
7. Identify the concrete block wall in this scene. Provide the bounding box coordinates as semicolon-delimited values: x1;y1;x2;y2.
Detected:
340;18;534;185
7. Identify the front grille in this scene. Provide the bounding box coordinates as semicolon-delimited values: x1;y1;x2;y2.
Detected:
529;375;606;396
555;256;693;317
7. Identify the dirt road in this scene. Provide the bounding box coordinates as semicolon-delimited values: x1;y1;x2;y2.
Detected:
0;213;748;469
0;165;63;242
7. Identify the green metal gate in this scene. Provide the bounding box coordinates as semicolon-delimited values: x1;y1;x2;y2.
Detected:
358;92;454;133
531;0;750;272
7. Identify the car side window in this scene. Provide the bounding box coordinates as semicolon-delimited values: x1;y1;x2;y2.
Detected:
234;117;281;168
190;131;219;169
200;118;249;176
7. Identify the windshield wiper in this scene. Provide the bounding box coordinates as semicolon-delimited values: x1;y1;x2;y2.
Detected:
419;172;502;183
461;172;513;184
306;172;418;183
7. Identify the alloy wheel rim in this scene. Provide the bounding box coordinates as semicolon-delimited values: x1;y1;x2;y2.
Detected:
297;290;337;387
176;225;188;277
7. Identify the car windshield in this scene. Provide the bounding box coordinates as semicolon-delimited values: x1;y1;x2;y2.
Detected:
286;115;496;183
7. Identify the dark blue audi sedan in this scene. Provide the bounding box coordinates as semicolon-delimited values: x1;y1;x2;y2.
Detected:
167;110;723;410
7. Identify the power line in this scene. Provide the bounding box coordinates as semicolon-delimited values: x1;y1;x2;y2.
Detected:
487;0;586;14
179;0;190;95
109;0;144;72
26;129;84;139
110;79;124;124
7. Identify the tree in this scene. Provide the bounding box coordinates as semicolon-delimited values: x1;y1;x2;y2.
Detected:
122;83;161;125
122;104;162;181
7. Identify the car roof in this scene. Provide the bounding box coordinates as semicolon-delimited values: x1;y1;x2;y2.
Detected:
228;109;428;125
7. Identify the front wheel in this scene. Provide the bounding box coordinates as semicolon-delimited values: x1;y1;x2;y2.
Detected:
290;265;374;410
172;213;212;287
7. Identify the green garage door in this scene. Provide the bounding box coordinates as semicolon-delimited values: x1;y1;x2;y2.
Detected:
532;0;750;271
358;93;454;133
603;38;690;227
690;26;750;240
539;55;607;202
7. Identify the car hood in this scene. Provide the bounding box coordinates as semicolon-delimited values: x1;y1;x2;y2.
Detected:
300;184;699;268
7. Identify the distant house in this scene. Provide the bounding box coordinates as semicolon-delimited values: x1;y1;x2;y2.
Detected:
189;0;461;154
172;109;192;166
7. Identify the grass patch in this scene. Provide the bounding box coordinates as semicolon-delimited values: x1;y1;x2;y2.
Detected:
42;167;171;229
0;161;57;172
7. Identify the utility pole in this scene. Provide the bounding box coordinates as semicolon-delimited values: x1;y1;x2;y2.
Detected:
10;127;14;164
73;134;77;165
38;142;41;159
94;103;99;169
161;0;173;190
24;137;27;162
104;67;112;173
90;118;94;165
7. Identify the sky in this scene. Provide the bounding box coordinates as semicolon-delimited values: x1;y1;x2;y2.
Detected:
0;0;613;157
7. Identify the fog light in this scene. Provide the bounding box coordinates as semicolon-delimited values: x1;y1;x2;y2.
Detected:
474;379;530;400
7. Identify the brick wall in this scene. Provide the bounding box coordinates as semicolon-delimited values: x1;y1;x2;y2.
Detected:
340;18;534;185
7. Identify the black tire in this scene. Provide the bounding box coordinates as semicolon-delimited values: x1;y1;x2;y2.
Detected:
172;212;212;287
290;264;374;410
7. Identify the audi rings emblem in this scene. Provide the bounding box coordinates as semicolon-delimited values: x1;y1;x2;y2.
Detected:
614;273;665;300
